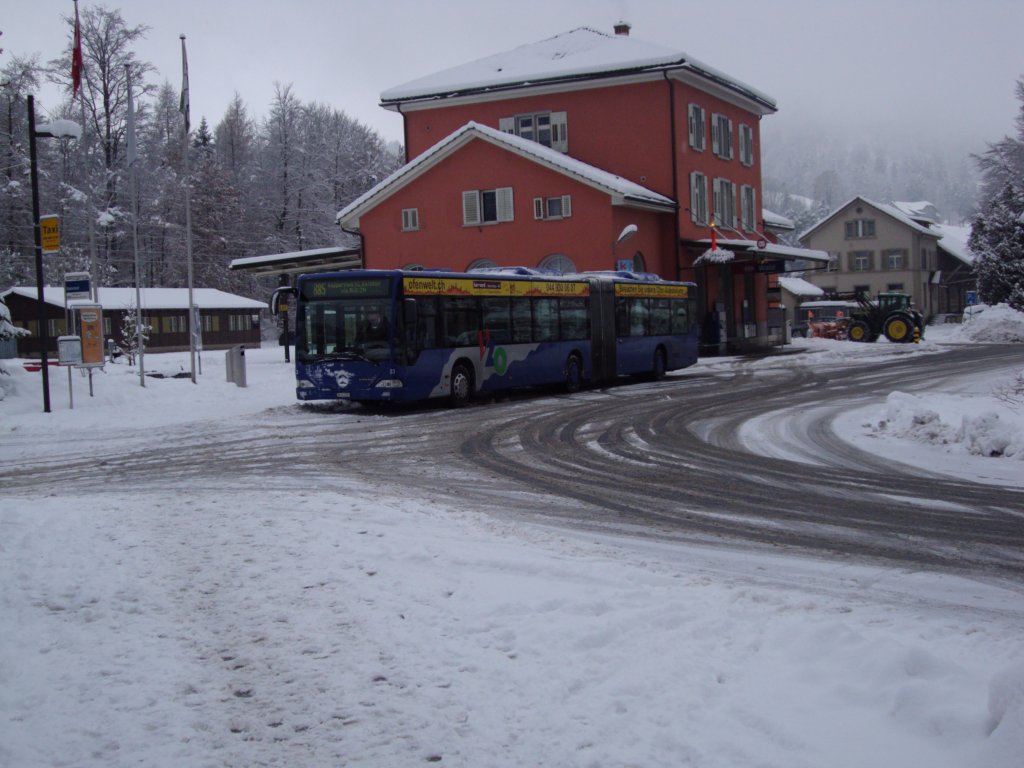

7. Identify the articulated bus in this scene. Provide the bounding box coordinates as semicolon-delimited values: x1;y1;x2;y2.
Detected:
286;268;698;406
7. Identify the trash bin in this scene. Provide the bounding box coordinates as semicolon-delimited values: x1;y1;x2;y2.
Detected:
225;344;246;387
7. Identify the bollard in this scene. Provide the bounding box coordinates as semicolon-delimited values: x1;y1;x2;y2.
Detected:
913;327;920;344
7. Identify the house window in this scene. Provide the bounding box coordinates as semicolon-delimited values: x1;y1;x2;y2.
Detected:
468;258;498;271
162;316;186;333
883;248;907;270
687;104;706;151
921;248;930;269
202;315;219;333
740;184;757;232
401;208;420;231
850;250;874;272
690;171;708;225
853;284;871;296
711;113;733;160
827;251;840;272
499;112;568;152
462;187;514;226
533;195;572;220
739;124;754;166
47;318;66;336
103;316;112;336
713;178;737;229
844;219;876;239
887;282;905;291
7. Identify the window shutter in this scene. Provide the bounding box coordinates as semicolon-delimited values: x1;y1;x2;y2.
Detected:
712;178;722;225
533;197;545;220
496;187;514;222
690;172;705;224
550;112;568;152
462;190;481;226
726;119;734;159
561;195;572;218
499;117;515;134
688;104;697;148
711;114;721;155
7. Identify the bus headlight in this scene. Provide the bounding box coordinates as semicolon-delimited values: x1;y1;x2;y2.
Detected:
375;378;404;390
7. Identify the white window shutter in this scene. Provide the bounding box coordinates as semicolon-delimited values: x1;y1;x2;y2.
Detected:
561;195;572;218
726;119;734;159
712;178;722;225
550;112;568;152
688;105;697;148
499;117;515;134
496;187;514;222
533;197;545;220
462;190;481;225
711;114;721;156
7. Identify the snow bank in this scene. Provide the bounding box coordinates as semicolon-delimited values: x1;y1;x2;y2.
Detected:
949;304;1024;343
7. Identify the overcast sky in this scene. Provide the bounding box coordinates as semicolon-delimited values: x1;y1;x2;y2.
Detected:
4;0;1022;151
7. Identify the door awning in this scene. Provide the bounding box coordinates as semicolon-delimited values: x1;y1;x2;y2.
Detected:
694;238;831;263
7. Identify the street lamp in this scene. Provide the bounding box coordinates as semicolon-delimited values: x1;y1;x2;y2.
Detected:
28;94;81;413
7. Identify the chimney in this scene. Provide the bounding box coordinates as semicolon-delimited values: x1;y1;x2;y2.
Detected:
614;22;631;36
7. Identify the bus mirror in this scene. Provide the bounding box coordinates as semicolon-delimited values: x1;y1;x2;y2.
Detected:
271;286;296;317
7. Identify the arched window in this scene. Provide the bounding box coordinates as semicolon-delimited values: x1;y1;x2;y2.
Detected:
538;254;576;274
403;263;426;271
467;258;498;271
631;251;646;273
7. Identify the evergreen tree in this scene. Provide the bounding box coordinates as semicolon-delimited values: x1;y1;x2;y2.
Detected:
970;78;1024;310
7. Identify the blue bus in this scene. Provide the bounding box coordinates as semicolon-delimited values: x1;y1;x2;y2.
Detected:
283;268;697;406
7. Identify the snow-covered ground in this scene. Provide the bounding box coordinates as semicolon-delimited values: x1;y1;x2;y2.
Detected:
2;306;1023;767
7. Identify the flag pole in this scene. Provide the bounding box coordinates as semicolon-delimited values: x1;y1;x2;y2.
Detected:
181;34;197;384
126;63;144;387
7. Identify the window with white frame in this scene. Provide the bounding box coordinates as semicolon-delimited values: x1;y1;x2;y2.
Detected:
740;184;757;232
499;112;568;153
739;124;754;166
401;208;420;231
883;248;907;270
538;253;576;273
850;250;874;272
827;251;841;272
687;103;706;151
462;187;514;226
689;171;708;225
713;178;737;229
711;113;733;160
844;219;876;239
533;195;572;220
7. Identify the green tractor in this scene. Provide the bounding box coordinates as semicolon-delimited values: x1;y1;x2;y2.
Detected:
844;291;925;343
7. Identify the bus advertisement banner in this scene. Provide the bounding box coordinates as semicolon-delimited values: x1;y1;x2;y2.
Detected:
403;277;589;298
614;283;689;299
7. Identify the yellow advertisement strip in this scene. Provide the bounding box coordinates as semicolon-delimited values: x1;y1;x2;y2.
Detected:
614;283;689;299
404;277;589;298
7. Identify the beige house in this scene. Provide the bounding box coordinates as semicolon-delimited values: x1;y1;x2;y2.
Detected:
799;196;959;318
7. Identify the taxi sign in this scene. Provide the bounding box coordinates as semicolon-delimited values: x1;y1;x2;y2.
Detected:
40;215;60;253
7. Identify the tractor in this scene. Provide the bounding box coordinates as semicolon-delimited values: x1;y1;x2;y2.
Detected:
842;291;925;343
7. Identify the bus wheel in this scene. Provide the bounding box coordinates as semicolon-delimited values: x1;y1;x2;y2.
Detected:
449;362;473;407
650;348;667;381
564;354;583;393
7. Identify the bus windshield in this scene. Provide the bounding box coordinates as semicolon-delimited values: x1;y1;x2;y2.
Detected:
297;277;394;363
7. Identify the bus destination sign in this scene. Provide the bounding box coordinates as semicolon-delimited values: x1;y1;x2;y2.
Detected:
304;278;390;300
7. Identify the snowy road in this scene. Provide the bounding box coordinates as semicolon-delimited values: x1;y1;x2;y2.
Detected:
5;343;1022;582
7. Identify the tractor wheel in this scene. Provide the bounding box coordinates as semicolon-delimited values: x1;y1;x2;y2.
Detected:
883;314;913;343
847;320;872;342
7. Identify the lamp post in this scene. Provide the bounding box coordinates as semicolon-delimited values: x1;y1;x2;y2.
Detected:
27;94;81;413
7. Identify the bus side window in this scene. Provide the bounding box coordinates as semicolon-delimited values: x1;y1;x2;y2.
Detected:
533;298;558;342
629;298;648;337
417;297;439;349
651;298;671;335
670;299;690;334
615;297;629;337
511;298;532;342
482;298;511;344
559;297;589;340
443;297;478;346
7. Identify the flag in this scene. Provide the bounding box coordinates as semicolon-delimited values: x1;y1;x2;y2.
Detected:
179;35;190;133
125;65;137;167
71;0;84;97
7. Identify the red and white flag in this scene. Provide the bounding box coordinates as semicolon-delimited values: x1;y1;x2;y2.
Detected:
71;0;84;97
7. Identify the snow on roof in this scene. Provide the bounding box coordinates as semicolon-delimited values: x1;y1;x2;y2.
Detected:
891;201;939;224
381;27;776;114
2;287;267;311
762;208;795;231
337;121;676;227
800;196;940;240
932;222;975;266
778;276;825;297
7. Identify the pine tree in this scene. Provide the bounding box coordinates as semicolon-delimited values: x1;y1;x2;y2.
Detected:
970;78;1024;310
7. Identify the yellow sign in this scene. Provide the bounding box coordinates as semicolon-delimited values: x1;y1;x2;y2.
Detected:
40;215;60;253
614;282;689;299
